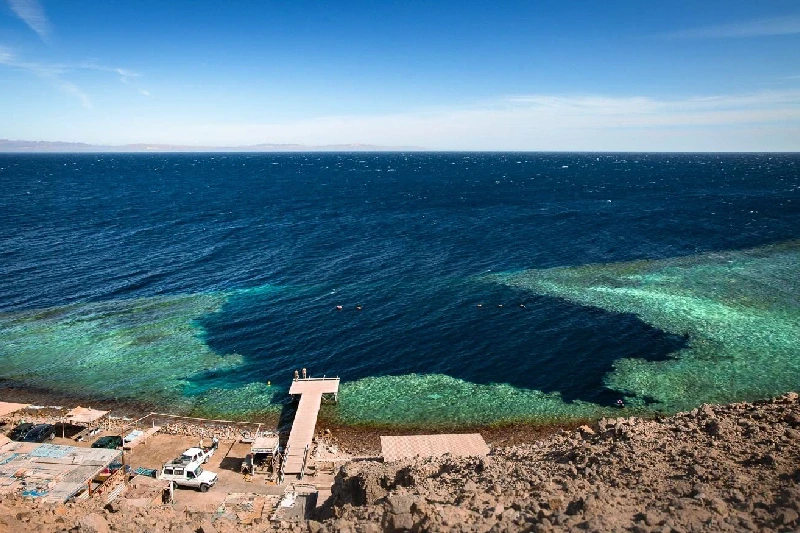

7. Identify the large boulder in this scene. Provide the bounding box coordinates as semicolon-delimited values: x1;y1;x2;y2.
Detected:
73;513;110;533
331;461;414;507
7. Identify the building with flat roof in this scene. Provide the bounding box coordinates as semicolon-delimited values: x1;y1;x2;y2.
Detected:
0;441;122;502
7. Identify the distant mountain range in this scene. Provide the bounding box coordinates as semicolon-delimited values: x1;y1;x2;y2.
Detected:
0;139;426;153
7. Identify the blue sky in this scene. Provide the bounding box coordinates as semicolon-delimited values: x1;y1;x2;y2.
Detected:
1;0;799;150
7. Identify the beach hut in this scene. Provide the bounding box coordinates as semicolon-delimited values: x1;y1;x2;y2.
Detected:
244;434;280;475
0;441;124;503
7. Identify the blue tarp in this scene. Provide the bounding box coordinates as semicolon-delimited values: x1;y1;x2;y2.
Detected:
29;444;70;459
134;467;157;478
124;430;143;443
0;453;19;465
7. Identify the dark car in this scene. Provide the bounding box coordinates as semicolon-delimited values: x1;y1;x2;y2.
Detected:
22;424;55;443
8;423;34;441
91;435;123;449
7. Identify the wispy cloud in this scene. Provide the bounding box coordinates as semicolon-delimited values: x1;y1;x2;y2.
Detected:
505;91;800;116
78;61;140;83
0;47;143;108
55;80;92;109
144;90;800;151
139;89;151;97
6;0;52;42
0;46;13;63
0;47;91;107
663;15;800;39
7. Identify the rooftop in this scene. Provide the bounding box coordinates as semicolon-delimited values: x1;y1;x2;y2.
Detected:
0;441;122;502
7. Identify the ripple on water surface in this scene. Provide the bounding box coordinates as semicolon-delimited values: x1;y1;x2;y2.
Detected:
1;241;799;425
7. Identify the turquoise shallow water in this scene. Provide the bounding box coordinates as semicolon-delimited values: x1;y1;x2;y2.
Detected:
3;240;796;424
495;241;800;413
0;283;616;423
0;153;798;425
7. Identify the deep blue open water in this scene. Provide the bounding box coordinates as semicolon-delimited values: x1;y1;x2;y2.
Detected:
0;153;798;425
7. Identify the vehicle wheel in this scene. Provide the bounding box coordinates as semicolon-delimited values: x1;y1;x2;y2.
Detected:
199;484;210;493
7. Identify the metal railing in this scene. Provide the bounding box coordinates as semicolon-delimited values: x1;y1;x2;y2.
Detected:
300;443;310;480
278;445;288;485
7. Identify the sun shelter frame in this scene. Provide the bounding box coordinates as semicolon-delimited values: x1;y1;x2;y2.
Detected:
65;406;109;426
63;407;110;439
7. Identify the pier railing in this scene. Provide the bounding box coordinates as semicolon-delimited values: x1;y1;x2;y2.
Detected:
279;445;288;485
300;443;310;480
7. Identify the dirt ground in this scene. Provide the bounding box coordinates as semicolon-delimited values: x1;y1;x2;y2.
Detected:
2;409;346;517
48;428;288;510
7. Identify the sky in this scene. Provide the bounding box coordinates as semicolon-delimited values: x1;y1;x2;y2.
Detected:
0;0;799;151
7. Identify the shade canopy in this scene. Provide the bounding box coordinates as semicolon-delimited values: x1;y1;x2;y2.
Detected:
65;406;109;425
0;402;29;417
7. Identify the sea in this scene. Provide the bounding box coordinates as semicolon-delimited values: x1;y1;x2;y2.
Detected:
0;152;798;427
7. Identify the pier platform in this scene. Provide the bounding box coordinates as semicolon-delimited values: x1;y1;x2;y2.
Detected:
283;377;339;477
381;433;489;462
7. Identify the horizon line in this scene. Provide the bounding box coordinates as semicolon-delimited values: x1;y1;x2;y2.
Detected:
1;138;798;155
1;149;798;155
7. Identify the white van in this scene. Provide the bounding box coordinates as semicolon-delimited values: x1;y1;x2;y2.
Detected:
159;461;218;492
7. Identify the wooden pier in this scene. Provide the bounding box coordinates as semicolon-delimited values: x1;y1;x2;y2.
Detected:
282;377;340;477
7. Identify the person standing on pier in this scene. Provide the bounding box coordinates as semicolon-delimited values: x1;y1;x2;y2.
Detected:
294;369;299;381
302;368;307;379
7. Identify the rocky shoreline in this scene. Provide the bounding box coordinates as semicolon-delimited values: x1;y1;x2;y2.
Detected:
2;393;800;532
325;393;800;532
2;402;581;458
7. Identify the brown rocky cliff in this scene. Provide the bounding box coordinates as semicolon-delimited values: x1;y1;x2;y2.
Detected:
325;393;800;532
3;393;800;531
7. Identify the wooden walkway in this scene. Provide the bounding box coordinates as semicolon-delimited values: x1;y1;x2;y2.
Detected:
283;377;339;476
380;433;489;462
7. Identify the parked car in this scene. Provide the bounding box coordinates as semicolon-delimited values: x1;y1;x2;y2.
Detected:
22;424;55;443
8;423;34;441
159;461;218;492
172;444;216;465
91;435;123;449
